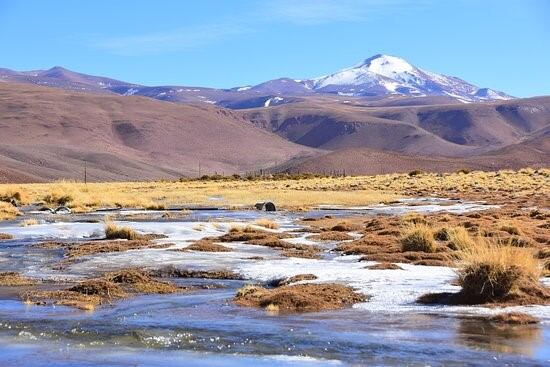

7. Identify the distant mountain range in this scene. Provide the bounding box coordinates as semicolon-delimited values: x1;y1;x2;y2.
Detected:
0;54;512;110
0;55;547;183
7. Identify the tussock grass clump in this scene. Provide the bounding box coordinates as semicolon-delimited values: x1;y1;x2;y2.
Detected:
254;219;279;229
0;189;28;204
43;191;73;206
499;222;523;236
400;224;437;253
458;243;540;303
447;227;476;251
0;233;13;240
104;221;141;240
0;202;20;221
401;212;427;225
330;221;357;232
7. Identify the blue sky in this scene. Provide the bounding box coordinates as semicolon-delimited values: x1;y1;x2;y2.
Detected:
0;0;548;97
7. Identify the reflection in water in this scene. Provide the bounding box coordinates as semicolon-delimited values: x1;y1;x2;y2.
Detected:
456;317;543;356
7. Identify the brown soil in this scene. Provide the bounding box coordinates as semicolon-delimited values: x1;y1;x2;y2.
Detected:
234;283;367;312
489;312;539;325
0;233;13;240
149;266;245;280
0;272;37;286
182;239;232;252
274;274;318;287
365;262;402;270
307;231;354;241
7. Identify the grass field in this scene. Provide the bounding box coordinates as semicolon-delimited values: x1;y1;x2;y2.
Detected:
0;169;547;217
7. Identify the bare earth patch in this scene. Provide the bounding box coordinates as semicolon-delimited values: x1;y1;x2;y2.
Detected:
0;233;13;240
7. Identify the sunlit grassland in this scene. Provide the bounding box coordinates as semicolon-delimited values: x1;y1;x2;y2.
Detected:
0;168;547;214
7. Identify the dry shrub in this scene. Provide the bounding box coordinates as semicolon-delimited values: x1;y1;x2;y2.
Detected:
0;233;13;240
104;221;141;240
400;224;437;253
254;218;279;229
234;283;366;312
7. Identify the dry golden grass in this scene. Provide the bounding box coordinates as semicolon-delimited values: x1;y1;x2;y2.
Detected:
400;223;437;253
254;218;279;229
0;169;547;218
0;202;20;220
447;227;477;251
457;239;541;302
104;221;141;240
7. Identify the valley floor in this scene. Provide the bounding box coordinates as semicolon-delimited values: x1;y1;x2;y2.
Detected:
0;168;548;366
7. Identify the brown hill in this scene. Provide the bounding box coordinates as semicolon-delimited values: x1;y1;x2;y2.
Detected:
281;131;550;175
241;96;550;157
0;81;317;183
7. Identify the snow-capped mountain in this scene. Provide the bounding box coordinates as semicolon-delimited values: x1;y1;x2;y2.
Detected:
0;54;513;108
305;54;512;102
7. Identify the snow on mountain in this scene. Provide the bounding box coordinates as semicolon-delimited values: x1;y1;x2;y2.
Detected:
307;54;513;101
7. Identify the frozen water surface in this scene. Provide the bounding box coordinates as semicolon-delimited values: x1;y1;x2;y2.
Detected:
0;199;548;366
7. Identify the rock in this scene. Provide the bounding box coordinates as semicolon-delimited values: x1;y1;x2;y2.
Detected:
255;201;276;212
